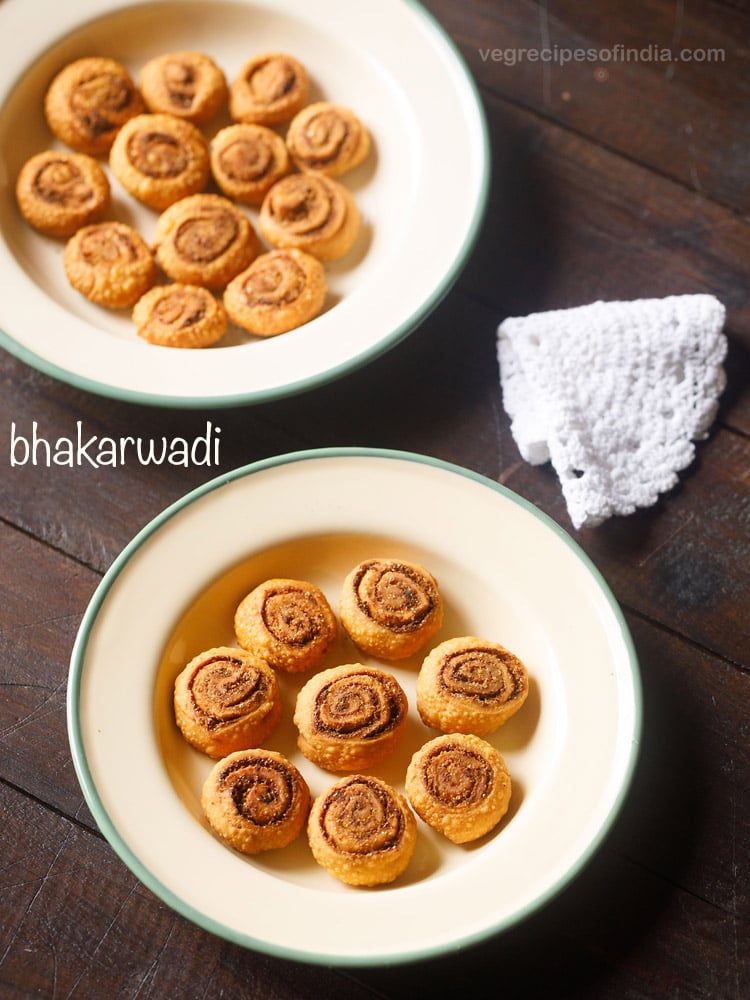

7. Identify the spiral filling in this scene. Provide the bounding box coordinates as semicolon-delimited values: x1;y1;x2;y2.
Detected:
71;72;134;136
296;111;352;167
422;745;494;807
188;654;269;729
219;138;275;182
267;176;342;235
320;777;403;854
150;289;207;329
353;561;437;632
163;60;199;110
312;671;404;739
261;585;327;644
439;648;525;702
248;59;298;102
219;756;295;825
33;159;92;206
79;227;140;265
241;255;305;307
174;209;240;262
127;130;188;177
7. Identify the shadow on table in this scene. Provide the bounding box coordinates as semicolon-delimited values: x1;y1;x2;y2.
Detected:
345;618;707;999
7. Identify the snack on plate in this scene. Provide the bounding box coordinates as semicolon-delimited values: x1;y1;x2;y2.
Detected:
416;636;529;736
259;173;360;261
16;150;111;238
308;774;417;886
286;102;370;178
234;577;337;671
229;52;309;125
63;221;156;308
339;558;443;660
133;283;228;348
174;646;281;758
139;51;227;124
405;733;512;844
202;748;310;854
44;56;144;155
224;249;327;336
294;663;408;772
153;193;259;289
109;113;210;210
210;123;291;204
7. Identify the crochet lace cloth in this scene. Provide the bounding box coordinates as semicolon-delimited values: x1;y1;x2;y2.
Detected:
497;294;727;529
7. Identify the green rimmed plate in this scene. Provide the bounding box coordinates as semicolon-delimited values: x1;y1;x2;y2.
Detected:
0;0;488;407
68;449;641;966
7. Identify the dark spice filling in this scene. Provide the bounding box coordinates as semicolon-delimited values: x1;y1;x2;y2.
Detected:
353;560;436;632
439;647;525;702
219;755;295;826
312;671;404;739
319;776;403;853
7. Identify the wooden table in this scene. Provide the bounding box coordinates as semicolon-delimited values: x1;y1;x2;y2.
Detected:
2;1;748;996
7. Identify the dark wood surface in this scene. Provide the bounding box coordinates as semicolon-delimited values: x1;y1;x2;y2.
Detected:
2;1;748;997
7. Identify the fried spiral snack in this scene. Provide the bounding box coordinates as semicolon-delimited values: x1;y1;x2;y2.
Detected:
229;52;309;125
339;558;443;660
173;646;281;758
417;636;529;736
202;749;310;854
44;56;144;155
109;113;210;210
224;249;326;337
16;150;111;238
153;193;259;289
210;123;291;204
405;733;512;844
63;221;156;308
308;774;417;886
286;102;371;178
259;173;360;261
139;51;227;124
294;664;408;772
234;578;337;672
133;283;228;348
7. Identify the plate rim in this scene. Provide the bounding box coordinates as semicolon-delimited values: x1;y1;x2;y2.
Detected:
0;0;490;409
67;446;643;967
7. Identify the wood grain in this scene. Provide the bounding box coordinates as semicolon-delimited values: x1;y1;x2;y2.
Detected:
1;0;748;997
424;0;750;214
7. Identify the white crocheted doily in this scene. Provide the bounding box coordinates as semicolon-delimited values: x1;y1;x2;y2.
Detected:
497;294;727;529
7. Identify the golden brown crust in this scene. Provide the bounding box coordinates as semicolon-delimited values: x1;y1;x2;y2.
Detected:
63;221;156;308
153;193;259;289
259;173;360;261
229;52;309;125
234;577;337;672
224;249;327;337
202;748;310;854
16;150;111;238
339;558;443;660
44;56;144;155
308;774;417;885
405;733;512;844
139;51;227;124
109;113;210;210
210;123;291;204
286;102;370;178
173;645;281;758
133;283;228;348
294;663;408;772
416;636;529;736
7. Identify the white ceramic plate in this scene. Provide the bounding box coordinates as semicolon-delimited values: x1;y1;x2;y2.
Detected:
68;449;641;966
0;0;488;407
